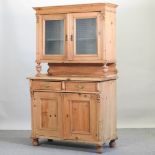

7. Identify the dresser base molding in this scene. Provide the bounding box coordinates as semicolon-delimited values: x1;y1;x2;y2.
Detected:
31;137;117;153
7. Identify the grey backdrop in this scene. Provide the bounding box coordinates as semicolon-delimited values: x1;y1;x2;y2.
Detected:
0;0;155;129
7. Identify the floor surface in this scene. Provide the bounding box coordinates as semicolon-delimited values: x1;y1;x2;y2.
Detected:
0;129;154;155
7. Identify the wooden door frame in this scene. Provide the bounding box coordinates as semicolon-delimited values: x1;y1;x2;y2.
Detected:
34;92;63;138
69;12;102;61
63;93;98;141
38;14;68;61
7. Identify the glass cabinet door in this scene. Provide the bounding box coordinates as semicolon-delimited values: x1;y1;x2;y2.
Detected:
70;12;101;61
45;20;64;55
38;13;101;62
76;18;97;55
41;15;66;61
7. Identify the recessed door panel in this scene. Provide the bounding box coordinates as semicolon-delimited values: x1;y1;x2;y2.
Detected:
63;93;97;141
34;92;62;138
41;98;58;130
71;100;90;134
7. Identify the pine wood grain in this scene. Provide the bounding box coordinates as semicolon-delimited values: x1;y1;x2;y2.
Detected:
29;3;118;153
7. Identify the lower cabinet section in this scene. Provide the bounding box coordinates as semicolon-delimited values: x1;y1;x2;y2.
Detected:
30;79;117;153
33;92;97;142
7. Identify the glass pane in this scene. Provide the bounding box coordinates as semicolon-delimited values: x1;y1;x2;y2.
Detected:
76;18;97;55
45;20;64;55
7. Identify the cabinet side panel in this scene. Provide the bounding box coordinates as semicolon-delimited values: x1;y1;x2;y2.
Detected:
104;7;116;62
29;80;37;138
102;80;117;141
36;15;43;63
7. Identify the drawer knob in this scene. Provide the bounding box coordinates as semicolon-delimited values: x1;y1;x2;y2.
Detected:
75;137;79;140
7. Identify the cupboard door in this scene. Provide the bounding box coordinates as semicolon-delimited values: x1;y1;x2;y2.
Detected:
34;92;63;138
63;93;97;141
70;12;102;61
39;14;67;61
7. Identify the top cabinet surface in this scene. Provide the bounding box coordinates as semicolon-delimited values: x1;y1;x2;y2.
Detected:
34;3;117;64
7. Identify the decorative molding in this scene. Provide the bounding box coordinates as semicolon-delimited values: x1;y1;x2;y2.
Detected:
36;62;42;76
100;11;105;20
36;15;39;23
103;63;109;72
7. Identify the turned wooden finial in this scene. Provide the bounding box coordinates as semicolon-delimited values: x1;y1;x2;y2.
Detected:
36;62;42;76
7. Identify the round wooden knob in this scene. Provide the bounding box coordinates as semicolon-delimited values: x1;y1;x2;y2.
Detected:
75;137;79;140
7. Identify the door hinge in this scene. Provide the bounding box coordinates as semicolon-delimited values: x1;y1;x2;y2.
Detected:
65;35;68;41
70;35;74;41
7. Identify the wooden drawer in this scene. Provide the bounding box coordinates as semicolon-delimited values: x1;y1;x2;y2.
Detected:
65;82;97;92
31;81;61;90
